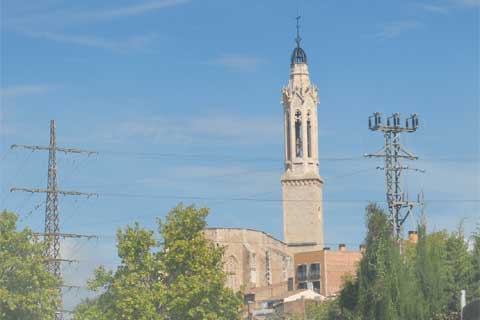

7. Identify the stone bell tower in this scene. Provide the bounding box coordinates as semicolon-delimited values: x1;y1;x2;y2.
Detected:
281;18;324;253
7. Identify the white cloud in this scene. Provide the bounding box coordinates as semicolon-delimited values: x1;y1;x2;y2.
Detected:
90;0;191;20
23;30;156;52
416;0;480;14
0;84;54;99
451;0;480;7
210;55;264;72
375;21;421;39
4;0;191;29
417;3;450;13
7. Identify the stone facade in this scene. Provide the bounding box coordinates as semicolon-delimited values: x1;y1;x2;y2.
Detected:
281;42;324;254
203;228;294;300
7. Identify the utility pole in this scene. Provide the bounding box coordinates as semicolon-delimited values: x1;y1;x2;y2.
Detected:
10;120;97;320
365;112;424;239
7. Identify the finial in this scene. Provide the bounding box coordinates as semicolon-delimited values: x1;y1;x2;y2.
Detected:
295;16;302;48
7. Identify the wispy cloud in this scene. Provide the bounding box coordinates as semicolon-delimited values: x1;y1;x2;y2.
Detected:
375;21;421;39
417;3;450;13
90;0;191;20
23;31;156;52
5;0;191;28
451;0;480;7
416;0;480;14
210;55;264;72
0;84;54;99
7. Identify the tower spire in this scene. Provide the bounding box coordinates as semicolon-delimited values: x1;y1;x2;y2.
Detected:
291;16;307;64
295;16;302;48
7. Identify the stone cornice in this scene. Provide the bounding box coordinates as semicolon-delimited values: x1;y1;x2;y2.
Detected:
281;177;323;186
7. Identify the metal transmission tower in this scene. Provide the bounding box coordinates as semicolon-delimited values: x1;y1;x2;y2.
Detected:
365;112;424;239
10;120;97;320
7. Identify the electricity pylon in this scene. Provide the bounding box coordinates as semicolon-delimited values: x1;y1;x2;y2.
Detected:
11;120;97;320
365;112;424;239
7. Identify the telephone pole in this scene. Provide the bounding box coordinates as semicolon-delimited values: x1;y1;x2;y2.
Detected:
10;120;97;320
365;112;424;239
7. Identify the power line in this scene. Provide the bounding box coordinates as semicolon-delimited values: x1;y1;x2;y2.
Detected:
94;150;478;163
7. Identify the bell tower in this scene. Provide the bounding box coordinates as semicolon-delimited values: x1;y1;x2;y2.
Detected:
281;17;324;253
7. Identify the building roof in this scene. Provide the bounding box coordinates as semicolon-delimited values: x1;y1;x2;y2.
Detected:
291;46;307;65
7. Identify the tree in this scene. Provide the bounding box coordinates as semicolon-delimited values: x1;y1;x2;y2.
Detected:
0;211;61;320
339;204;425;320
444;224;473;315
74;222;163;320
74;203;241;320
159;204;242;320
471;226;480;301
414;225;449;319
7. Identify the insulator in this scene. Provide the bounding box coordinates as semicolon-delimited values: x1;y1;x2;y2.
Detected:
369;118;372;128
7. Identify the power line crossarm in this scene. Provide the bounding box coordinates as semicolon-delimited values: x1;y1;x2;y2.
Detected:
10;188;97;197
34;232;97;239
11;144;97;155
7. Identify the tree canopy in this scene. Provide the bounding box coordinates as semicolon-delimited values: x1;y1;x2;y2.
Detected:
307;204;480;320
73;203;242;320
0;210;61;320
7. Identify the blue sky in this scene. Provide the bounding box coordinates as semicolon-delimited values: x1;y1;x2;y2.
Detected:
1;0;479;311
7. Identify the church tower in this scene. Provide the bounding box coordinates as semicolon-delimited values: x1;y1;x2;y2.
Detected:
281;18;324;253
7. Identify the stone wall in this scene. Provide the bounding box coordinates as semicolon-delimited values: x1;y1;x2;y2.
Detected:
204;228;294;296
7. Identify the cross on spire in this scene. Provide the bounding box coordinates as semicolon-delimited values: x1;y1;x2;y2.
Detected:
295;16;302;48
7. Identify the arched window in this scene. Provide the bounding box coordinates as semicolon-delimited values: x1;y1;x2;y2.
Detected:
307;112;312;158
265;250;272;286
295;111;303;158
250;253;257;286
286;112;291;161
226;256;238;290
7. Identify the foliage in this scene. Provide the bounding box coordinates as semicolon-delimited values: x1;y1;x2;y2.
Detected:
73;203;241;320
0;210;61;320
159;204;242;320
329;205;480;320
471;226;480;300
444;224;474;314
354;204;425;320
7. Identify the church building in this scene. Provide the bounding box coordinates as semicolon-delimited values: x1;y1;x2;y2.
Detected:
204;21;362;307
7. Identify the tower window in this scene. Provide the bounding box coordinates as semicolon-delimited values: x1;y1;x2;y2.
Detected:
295;111;303;158
307;113;312;158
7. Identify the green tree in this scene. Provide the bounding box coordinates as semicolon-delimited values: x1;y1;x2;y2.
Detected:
0;211;61;320
414;226;449;319
159;204;242;320
74;204;241;320
345;204;425;320
471;226;480;300
74;222;163;320
444;224;473;316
